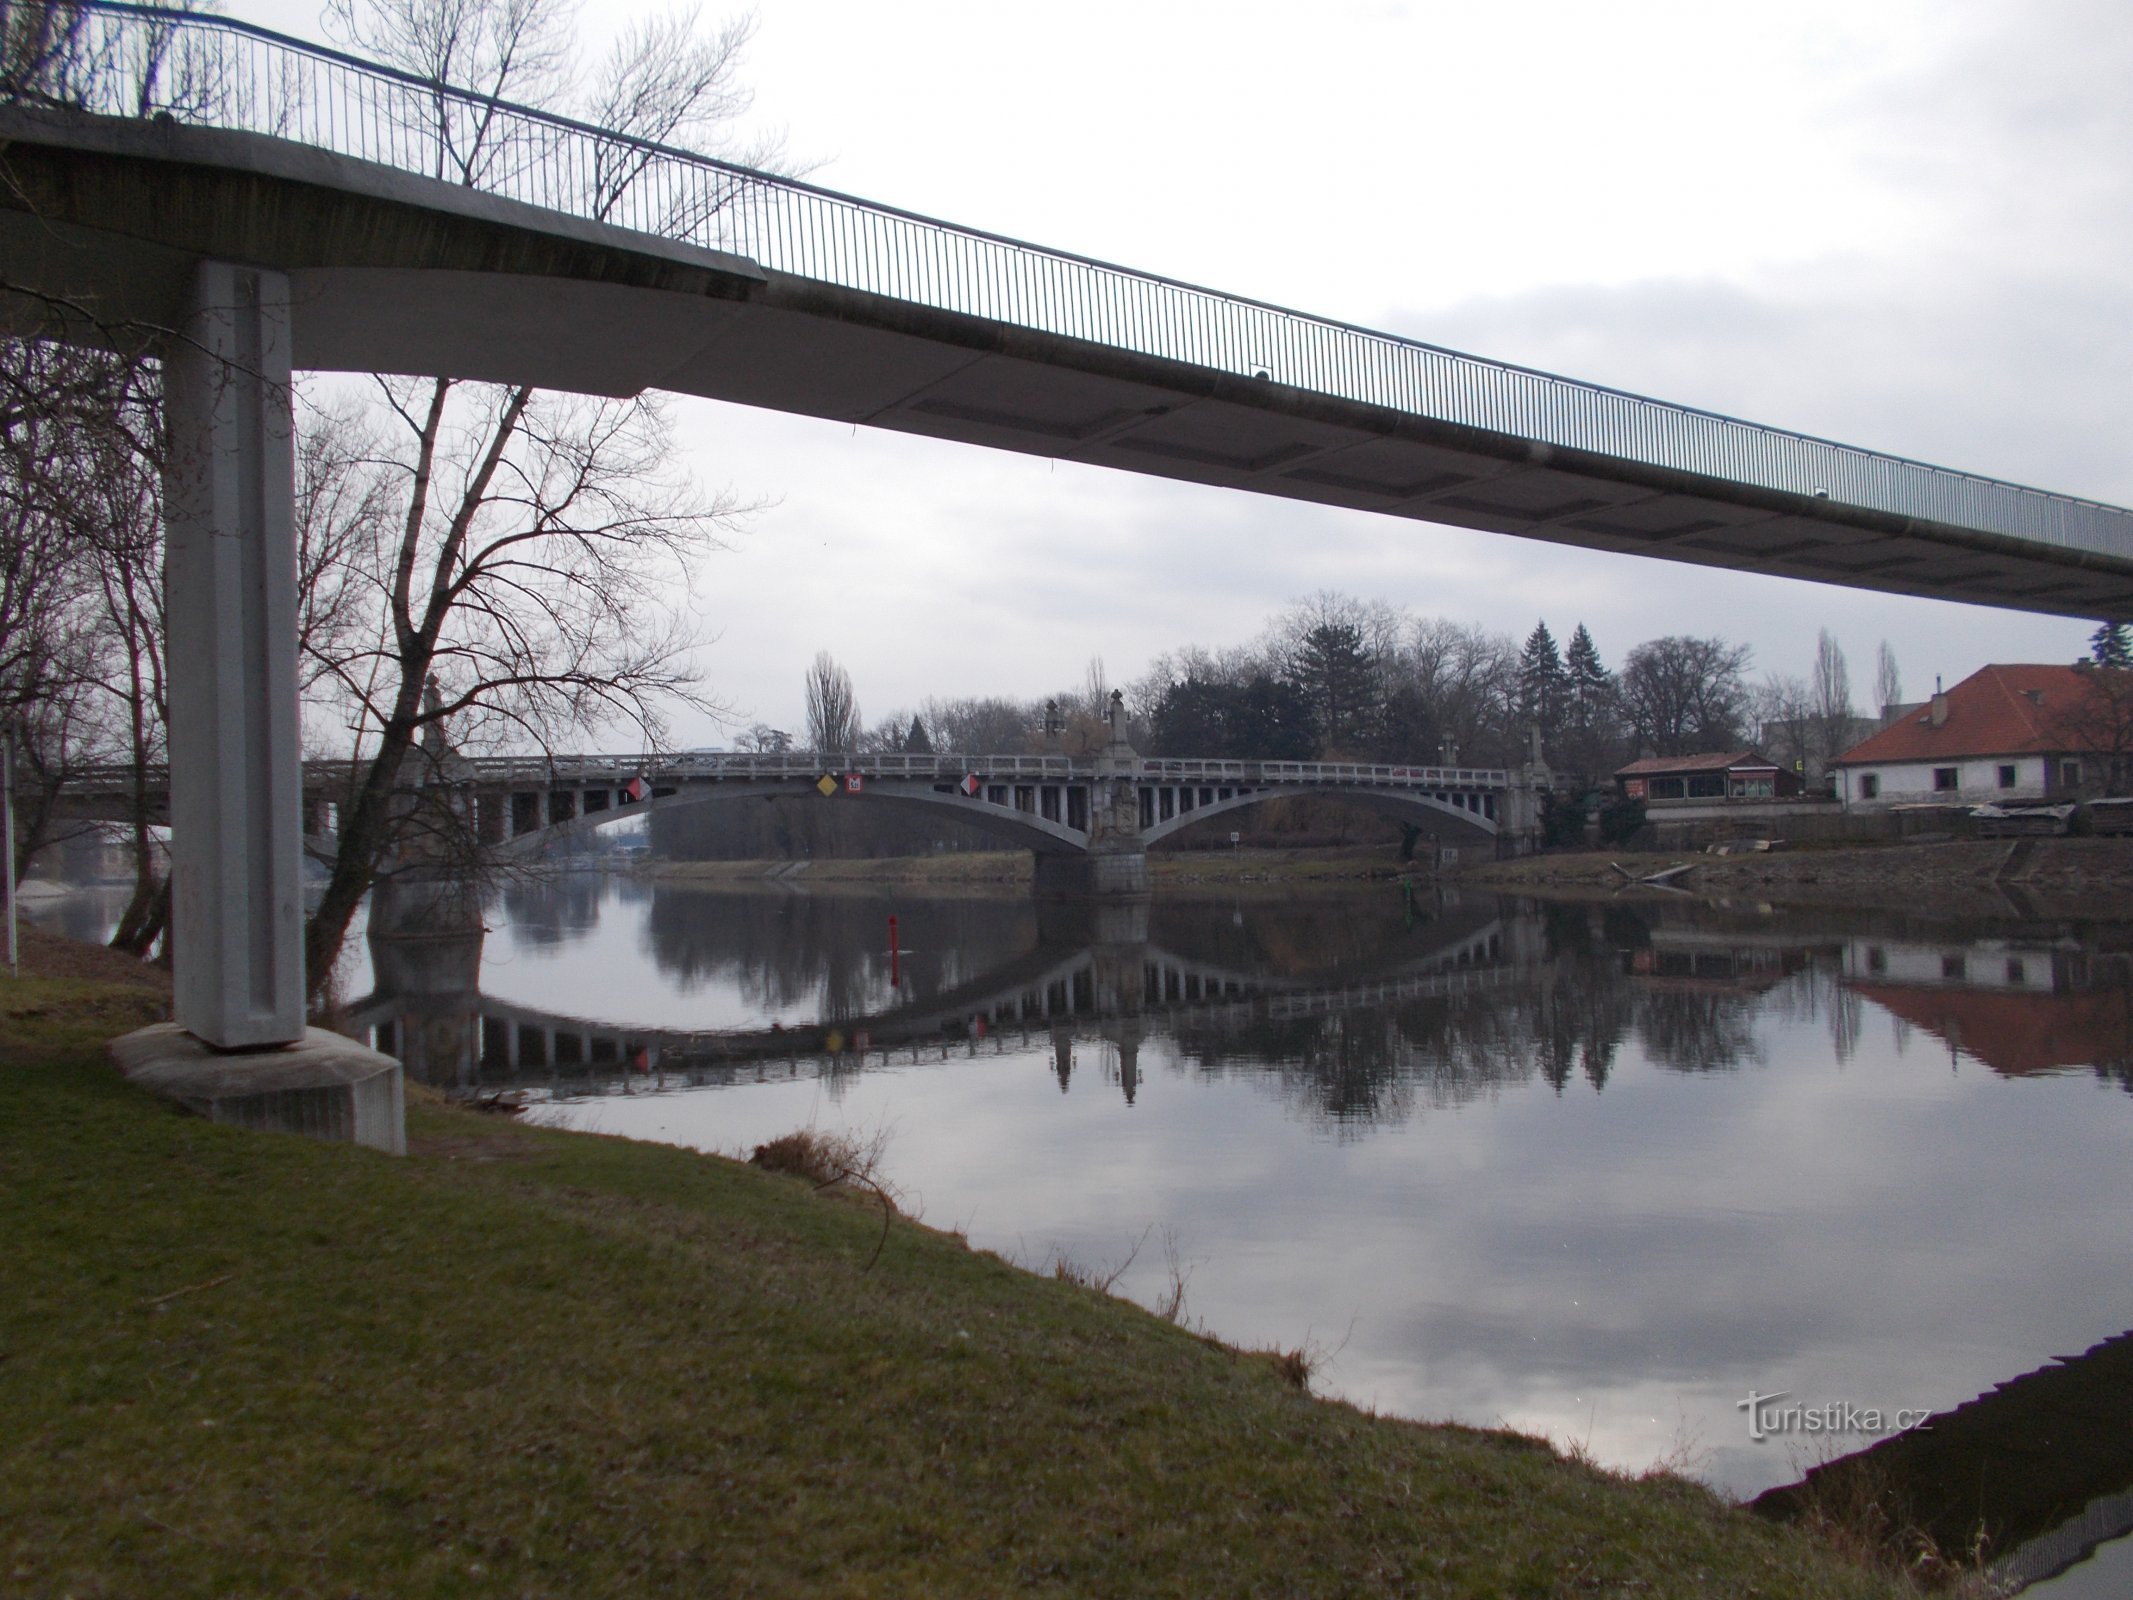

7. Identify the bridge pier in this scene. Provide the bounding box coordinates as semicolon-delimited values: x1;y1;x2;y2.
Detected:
1033;850;1148;898
360;873;486;1090
163;263;305;1047
113;262;404;1152
1034;692;1150;898
1496;740;1554;858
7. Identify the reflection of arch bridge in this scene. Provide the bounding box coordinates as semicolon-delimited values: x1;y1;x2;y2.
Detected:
348;918;1519;1098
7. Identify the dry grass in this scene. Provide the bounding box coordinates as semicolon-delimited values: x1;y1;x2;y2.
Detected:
1266;1344;1317;1392
1151;1230;1193;1325
1777;1459;2003;1596
4;965;1917;1599
750;1124;894;1197
750;1125;901;1271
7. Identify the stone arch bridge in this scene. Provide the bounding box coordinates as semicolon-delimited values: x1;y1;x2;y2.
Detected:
58;744;1542;892
422;743;1535;892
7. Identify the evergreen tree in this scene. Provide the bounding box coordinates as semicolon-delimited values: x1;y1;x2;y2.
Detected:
1285;620;1379;756
1566;624;1611;723
1516;620;1569;752
2092;621;2133;669
1561;622;1621;784
903;713;932;754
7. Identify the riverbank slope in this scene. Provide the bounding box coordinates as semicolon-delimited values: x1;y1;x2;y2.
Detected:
1;945;1906;1598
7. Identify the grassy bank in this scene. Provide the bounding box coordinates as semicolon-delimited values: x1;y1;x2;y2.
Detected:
2;965;1907;1597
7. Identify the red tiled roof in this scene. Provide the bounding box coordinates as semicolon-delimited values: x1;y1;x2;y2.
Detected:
1832;664;2109;765
1614;749;1772;777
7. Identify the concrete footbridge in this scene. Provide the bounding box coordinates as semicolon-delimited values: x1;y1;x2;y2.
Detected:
6;0;2129;1058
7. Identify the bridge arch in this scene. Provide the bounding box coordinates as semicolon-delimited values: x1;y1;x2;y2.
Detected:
491;777;1093;861
1140;784;1498;848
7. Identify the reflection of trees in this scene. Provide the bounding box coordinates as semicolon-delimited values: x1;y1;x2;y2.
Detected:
500;873;604;949
1171;925;1637;1129
1632;990;1765;1073
1168;899;1816;1128
1145;890;1493;981
1536;905;1637;1092
1173;990;1536;1131
641;889;1039;1021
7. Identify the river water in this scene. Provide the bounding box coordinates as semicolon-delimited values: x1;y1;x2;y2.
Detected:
29;869;2133;1588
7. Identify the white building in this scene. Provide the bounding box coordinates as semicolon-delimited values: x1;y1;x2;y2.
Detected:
1830;663;2112;809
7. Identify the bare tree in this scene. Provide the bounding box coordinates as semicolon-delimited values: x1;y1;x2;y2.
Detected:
1810;628;1853;765
2048;665;2133;796
1618;635;1753;756
921;694;1038;755
74;356;170;953
804;651;860;756
298;0;771;989
1751;672;1814;776
1396;617;1519;766
734;722;792;753
0;339;156;908
1874;640;1904;721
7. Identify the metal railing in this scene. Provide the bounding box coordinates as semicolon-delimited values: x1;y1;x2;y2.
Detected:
16;0;2133;557
58;750;1512;793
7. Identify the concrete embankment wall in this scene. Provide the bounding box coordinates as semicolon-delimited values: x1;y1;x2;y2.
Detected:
1631;801;1969;851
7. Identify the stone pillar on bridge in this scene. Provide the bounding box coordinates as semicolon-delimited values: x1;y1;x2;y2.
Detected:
1035;690;1149;898
1498;727;1554;857
109;262;403;1155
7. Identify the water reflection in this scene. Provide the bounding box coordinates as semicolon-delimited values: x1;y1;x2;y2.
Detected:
1754;1330;2133;1592
353;879;2133;1123
339;870;2133;1589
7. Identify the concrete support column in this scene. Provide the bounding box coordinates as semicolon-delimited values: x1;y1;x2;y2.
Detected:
163;262;303;1048
114;265;404;1149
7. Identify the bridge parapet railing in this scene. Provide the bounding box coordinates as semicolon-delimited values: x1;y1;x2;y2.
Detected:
1151;759;1509;788
18;1;2133;561
63;751;1515;794
449;751;1095;784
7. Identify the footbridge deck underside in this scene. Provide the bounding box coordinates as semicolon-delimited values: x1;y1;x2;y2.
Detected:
2;103;2129;618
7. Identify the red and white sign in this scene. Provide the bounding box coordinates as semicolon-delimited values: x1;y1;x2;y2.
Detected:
846;773;865;794
960;773;981;796
622;775;649;803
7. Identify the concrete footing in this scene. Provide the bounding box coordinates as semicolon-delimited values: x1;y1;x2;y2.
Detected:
1033;850;1149;898
109;1024;406;1156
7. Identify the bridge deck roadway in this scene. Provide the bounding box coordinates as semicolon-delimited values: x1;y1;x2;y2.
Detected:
2;103;2129;619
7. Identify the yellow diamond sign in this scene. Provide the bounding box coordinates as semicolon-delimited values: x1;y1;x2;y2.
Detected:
816;774;837;797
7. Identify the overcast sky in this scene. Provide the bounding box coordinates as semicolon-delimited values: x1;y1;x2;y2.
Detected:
229;0;2133;745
